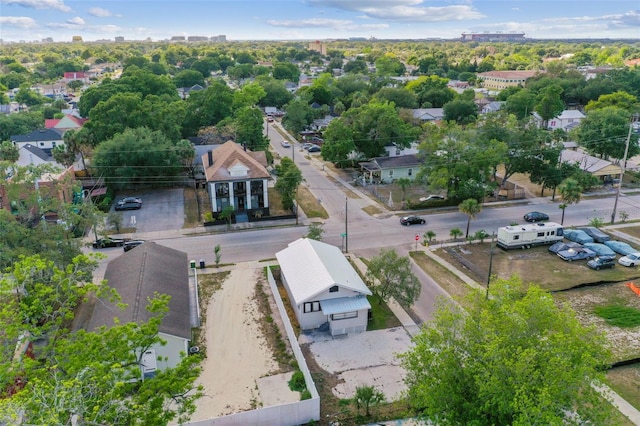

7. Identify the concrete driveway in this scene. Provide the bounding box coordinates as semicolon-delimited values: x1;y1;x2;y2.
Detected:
300;327;413;401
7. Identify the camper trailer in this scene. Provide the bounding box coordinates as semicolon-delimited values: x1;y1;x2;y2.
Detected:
497;222;564;250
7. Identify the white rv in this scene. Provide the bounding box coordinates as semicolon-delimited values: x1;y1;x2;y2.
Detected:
497;222;564;250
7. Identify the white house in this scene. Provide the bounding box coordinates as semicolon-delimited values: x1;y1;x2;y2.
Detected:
275;238;372;336
11;128;64;152
532;110;585;131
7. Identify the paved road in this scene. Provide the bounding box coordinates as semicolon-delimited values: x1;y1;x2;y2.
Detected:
104;121;640;324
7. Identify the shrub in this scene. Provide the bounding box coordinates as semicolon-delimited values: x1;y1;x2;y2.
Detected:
288;370;306;392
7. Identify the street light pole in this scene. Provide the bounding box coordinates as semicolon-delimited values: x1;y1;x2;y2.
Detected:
344;197;348;253
611;115;638;224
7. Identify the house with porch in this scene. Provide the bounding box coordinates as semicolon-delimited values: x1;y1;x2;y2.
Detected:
87;243;194;376
532;109;585;131
202;140;271;221
275;238;372;336
359;154;423;184
560;149;622;181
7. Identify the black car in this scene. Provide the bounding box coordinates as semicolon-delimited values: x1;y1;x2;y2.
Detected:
523;211;549;222
306;144;321;153
123;240;145;252
400;216;426;226
115;197;142;211
92;238;125;249
577;227;611;243
587;256;616;270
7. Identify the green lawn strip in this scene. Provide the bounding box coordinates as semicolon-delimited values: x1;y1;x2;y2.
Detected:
594;304;640;328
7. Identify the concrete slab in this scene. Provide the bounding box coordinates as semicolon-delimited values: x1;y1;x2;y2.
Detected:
256;371;300;407
333;364;407;401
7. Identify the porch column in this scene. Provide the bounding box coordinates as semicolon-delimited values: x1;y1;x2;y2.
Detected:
246;179;252;209
210;183;218;212
228;182;234;209
262;179;269;208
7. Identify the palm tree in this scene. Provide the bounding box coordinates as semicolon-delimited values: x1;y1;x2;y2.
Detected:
450;227;463;240
557;178;582;225
395;177;412;209
459;198;482;238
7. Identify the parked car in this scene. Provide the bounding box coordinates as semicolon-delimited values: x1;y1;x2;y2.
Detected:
92;237;125;249
587;256;616;270
419;195;445;202
583;243;616;260
281;141;291;148
307;145;321;153
302;142;313;150
400;215;426;226
576;227;611;243
618;252;640;267
557;247;596;262
267;116;274;122
605;240;637;256
523;211;549;222
548;241;582;254
123;240;145;252
115;197;142;211
563;229;594;244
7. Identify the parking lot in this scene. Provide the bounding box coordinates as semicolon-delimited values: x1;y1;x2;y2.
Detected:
113;188;184;234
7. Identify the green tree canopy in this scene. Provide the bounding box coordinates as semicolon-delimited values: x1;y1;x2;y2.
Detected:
400;276;613;425
365;248;421;307
182;80;234;137
443;99;478;125
92;127;194;189
174;69;206;88
274;157;302;210
576;106;639;160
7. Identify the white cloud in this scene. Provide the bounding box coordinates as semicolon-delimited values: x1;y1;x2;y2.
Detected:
1;0;70;12
0;16;38;29
308;0;484;22
67;16;84;25
268;17;389;31
89;7;112;17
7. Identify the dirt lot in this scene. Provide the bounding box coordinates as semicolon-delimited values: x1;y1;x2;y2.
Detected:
436;242;640;292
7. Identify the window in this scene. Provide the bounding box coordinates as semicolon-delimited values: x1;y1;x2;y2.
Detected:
303;301;321;313
537;232;544;237
513;235;520;240
389;170;394;178
329;285;339;293
332;311;357;320
408;168;413;176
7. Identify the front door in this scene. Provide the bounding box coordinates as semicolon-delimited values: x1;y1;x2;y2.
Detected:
237;196;245;211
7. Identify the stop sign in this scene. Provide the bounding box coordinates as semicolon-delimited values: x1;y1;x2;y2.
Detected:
415;234;420;241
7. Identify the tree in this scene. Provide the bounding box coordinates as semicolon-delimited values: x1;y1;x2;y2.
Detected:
443;99;478;125
505;88;538;119
0;140;19;162
395;177;412;208
459;198;482;238
67;79;84;91
92;127;194;189
557;177;582;225
353;385;385;417
321;119;357;167
423;230;436;244
585;90;639;113
534;85;565;129
0;256;204;425
214;244;222;267
174;69;205;88
449;227;463;240
576;106;639;160
282;99;314;134
274;157;302;210
218;205;235;230
106;211;124;233
182;81;234;137
15;84;44;106
400;276;613;425
365;248;421;307
306;222;324;241
233;106;268;151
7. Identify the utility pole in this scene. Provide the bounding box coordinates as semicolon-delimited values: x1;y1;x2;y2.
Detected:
344;197;348;253
486;232;496;300
611;115;638;224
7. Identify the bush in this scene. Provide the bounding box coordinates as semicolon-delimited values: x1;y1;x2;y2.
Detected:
288;370;306;392
301;389;312;400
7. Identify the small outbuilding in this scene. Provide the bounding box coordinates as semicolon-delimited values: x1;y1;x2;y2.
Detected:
275;238;372;336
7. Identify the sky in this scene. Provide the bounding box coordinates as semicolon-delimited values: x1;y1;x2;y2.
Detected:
1;0;639;43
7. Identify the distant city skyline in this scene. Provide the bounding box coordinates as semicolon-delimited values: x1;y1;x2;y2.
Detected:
1;0;639;43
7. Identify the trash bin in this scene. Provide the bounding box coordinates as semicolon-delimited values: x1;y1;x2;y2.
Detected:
199;259;205;269
190;260;196;269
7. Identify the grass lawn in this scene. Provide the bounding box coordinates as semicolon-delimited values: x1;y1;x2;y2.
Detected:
410;251;473;307
367;294;401;330
297;185;329;219
613;225;640;240
607;365;640;411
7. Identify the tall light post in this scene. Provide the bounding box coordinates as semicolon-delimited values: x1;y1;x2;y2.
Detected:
611;115;639;224
344;197;348;253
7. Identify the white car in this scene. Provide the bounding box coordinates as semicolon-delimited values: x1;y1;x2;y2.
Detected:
618;252;640;267
281;141;291;148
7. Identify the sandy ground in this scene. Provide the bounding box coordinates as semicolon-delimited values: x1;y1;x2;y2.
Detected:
188;262;294;421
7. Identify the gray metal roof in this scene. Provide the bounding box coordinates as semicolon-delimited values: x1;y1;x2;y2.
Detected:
88;242;191;340
321;296;371;315
11;128;63;142
360;154;423;171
